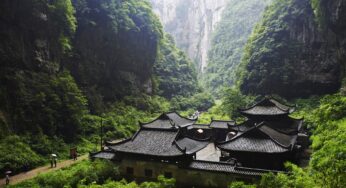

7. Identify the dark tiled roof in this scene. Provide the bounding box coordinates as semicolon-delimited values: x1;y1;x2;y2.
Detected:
188;160;272;176
141;119;176;129
218;123;297;153
166;112;196;127
210;120;235;129
265;118;303;134
141;112;196;129
176;137;209;154
236;118;303;135
218;136;289;153
240;98;295;116
241;106;289;115
90;151;115;159
258;124;297;147
109;129;184;157
187;124;210;129
229;121;254;132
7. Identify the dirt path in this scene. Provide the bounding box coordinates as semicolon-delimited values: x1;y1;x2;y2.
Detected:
0;154;89;187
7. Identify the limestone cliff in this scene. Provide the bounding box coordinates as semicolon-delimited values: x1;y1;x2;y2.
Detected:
149;0;229;72
203;0;272;96
240;0;346;98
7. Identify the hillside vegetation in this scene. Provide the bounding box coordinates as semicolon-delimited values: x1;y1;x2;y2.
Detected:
0;0;203;175
203;0;271;97
239;0;345;98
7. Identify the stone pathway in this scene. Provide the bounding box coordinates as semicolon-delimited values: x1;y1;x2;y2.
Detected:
0;154;88;187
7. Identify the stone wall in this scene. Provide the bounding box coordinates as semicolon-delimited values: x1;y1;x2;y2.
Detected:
117;159;257;188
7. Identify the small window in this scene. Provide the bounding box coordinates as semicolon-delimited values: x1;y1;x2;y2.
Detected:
144;169;153;177
164;171;172;178
126;167;134;175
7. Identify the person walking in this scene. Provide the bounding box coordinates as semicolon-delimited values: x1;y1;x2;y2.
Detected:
5;174;10;185
50;156;54;168
51;153;57;167
73;151;78;161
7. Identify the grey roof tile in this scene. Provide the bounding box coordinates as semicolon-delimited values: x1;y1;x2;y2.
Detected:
109;129;184;156
188;160;273;176
264;118;303;134
240;98;295;116
218;123;297;153
258;124;297;147
210;120;235;129
218;137;289;153
142;119;175;129
188;124;210;129
141;112;196;129
166;112;196;127
176;137;209;154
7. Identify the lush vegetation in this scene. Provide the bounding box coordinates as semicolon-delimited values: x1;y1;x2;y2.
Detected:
0;0;201;175
153;34;200;99
238;0;341;98
9;160;175;188
203;0;271;97
1;0;346;187
70;0;163;107
310;0;326;29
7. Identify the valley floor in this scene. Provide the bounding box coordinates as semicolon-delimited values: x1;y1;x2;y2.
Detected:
0;155;88;187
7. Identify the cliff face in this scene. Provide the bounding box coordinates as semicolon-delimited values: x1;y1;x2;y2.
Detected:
0;0;199;139
240;0;346;98
150;0;229;72
325;0;346;83
203;0;271;96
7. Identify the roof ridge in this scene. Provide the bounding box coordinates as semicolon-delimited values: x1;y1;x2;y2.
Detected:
140;113;168;125
105;138;131;146
178;135;212;142
179;112;197;121
238;97;268;111
211;119;235;122
239;97;294;113
167;111;198;121
269;99;291;112
131;128;142;141
173;140;187;153
264;119;302;134
216;121;292;149
191;123;209;126
192;160;284;174
256;122;293;148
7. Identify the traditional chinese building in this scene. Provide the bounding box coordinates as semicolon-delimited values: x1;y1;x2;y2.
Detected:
91;98;308;188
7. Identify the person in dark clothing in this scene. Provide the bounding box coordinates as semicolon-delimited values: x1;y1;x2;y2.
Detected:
74;151;78;161
5;174;10;185
54;158;57;167
50;157;53;168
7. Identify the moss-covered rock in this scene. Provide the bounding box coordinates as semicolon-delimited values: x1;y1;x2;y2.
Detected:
240;0;345;98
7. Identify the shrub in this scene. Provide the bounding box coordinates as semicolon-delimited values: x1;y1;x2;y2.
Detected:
0;135;44;175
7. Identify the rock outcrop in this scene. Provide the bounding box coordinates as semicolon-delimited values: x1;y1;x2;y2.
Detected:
203;0;272;95
240;0;346;98
150;0;229;72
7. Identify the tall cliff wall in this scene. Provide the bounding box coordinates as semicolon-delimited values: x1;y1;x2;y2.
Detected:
239;0;346;98
150;0;229;72
203;0;272;96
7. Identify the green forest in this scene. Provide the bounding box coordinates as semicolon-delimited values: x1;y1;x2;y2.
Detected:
1;0;345;187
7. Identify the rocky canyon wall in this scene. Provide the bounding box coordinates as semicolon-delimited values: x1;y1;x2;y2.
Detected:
149;0;229;72
240;0;346;98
